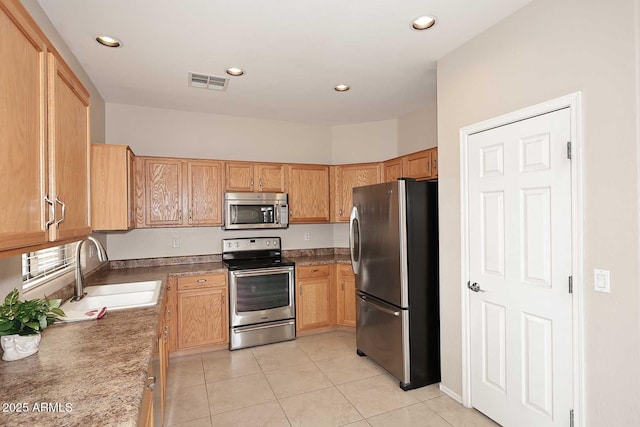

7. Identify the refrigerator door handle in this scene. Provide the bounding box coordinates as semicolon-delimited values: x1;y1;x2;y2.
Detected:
349;206;361;274
358;294;400;316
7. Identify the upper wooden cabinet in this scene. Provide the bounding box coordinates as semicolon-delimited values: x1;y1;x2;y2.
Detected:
137;157;223;227
383;157;403;182
286;164;330;223
47;53;91;242
332;163;382;222
186;160;224;225
0;0;90;254
91;144;135;231
225;161;285;193
144;158;183;226
402;148;437;180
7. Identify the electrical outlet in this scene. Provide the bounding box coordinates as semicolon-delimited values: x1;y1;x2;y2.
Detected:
304;233;310;241
172;237;180;248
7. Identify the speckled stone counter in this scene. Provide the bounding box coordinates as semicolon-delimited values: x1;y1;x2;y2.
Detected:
0;261;225;427
285;248;351;266
0;249;347;426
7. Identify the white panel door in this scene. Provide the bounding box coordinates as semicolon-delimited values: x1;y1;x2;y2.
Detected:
468;108;573;427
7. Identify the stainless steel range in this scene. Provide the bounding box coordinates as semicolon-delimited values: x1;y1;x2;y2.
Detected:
223;237;296;350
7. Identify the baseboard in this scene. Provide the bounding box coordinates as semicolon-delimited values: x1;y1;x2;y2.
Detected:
170;342;228;358
439;383;463;404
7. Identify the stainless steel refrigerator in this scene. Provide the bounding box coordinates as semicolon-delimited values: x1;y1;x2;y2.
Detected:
350;178;440;390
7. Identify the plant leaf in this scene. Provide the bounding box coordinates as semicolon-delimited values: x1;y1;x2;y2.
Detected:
48;299;62;309
25;321;40;331
50;308;66;317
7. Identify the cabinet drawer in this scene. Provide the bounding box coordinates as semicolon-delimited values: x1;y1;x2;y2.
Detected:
337;264;355;277
297;265;330;279
177;274;226;291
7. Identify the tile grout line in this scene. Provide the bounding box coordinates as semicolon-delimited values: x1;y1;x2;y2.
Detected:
257;349;294;426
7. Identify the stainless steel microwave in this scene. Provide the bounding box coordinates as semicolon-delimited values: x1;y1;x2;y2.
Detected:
223;192;289;230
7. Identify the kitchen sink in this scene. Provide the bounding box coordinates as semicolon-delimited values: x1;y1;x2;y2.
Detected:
61;280;162;312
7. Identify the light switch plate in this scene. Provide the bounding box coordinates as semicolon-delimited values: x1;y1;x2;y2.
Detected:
593;269;610;293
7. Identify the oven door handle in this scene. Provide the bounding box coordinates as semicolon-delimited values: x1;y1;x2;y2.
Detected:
233;320;295;333
231;267;294;278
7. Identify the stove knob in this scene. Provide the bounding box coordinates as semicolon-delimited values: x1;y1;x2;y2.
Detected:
273;240;278;246
234;242;239;248
266;241;270;246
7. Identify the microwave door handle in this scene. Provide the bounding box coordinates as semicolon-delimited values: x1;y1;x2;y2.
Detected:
275;203;280;225
231;205;237;224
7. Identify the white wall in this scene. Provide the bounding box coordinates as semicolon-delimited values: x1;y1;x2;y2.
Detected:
0;1;107;300
397;101;438;155
436;0;640;424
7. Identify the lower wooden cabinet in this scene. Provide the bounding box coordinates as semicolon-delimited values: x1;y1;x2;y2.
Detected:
295;263;357;332
173;273;229;351
336;265;356;327
139;290;169;427
296;265;332;331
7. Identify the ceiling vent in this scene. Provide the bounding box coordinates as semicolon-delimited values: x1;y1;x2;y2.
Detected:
188;72;228;91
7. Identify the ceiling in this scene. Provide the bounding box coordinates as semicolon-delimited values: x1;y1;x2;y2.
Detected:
37;0;533;125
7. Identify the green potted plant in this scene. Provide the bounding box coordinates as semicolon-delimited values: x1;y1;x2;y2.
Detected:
0;288;65;361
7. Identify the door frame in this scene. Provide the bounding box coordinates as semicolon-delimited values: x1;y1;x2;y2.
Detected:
459;92;585;426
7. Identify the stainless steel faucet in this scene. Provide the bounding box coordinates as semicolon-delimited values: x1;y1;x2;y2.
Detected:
72;236;109;301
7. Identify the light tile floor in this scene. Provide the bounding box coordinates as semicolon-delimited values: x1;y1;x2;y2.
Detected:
164;331;499;426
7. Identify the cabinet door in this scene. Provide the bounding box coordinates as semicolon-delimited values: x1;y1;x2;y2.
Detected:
403;149;432;180
336;163;382;222
0;3;49;251
127;149;136;228
337;266;356;327
187;160;223;225
383;158;403;183
177;287;228;349
296;276;331;331
225;162;254;192
430;148;438;179
256;163;285;192
47;52;91;242
91;145;134;231
287;164;330;223
145;158;183;226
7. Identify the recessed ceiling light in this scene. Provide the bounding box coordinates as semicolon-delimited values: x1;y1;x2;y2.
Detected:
334;84;350;92
226;67;245;76
95;35;121;48
411;16;437;30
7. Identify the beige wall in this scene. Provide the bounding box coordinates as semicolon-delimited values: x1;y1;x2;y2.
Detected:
105;103;338;259
331;119;398;164
436;0;640;424
106;103;331;163
397;101;438;155
0;1;107;300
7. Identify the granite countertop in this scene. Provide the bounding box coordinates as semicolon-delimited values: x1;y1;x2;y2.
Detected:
289;254;351;266
0;262;226;427
0;250;347;426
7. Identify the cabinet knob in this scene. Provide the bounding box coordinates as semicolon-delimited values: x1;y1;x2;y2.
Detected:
341;282;344;290
196;279;207;283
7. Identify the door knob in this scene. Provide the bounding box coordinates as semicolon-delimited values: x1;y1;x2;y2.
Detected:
467;281;485;293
